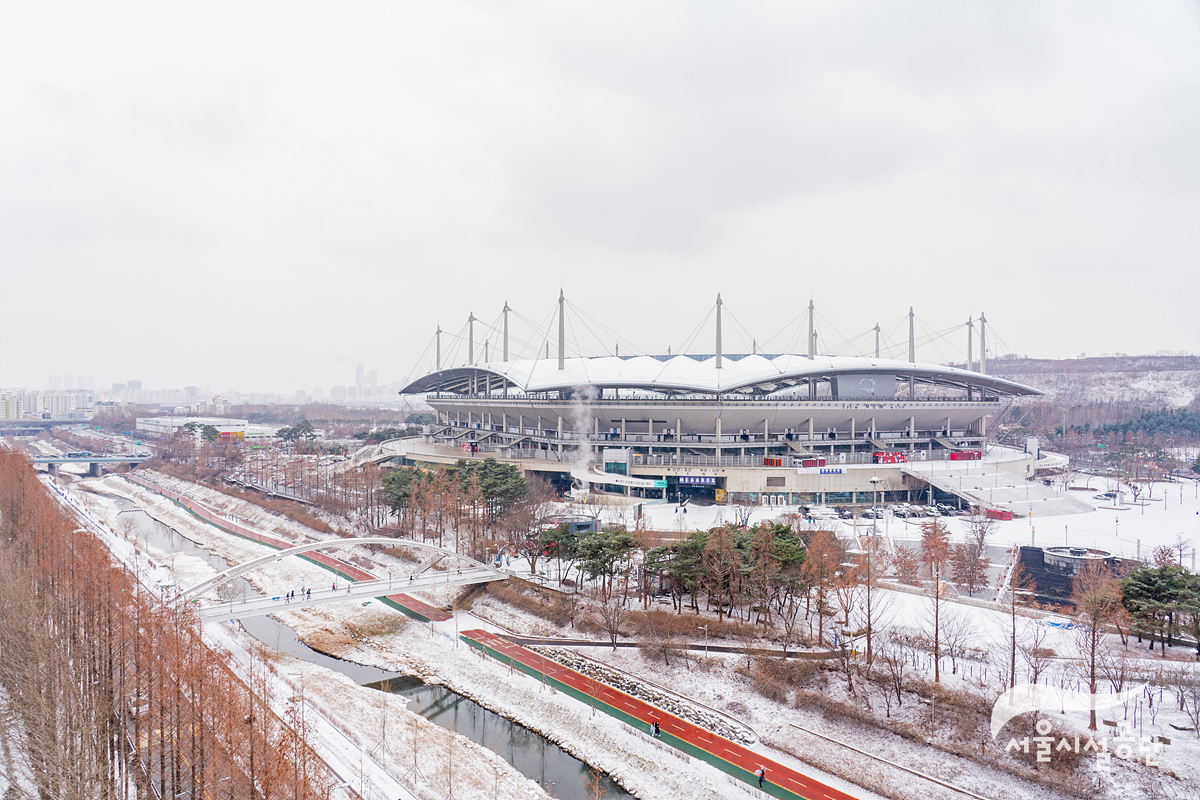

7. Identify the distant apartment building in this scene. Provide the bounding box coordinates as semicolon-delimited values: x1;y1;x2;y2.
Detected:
190;396;232;416
38;392;78;417
94;400;125;416
0;391;82;419
1;393;24;419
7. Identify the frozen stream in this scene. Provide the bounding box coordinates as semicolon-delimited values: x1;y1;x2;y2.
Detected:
113;496;632;800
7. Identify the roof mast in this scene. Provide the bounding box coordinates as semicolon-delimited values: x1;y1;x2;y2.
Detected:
807;299;815;360
908;307;915;362
503;302;510;362
557;290;565;370
715;293;723;369
979;313;988;374
908;307;916;398
967;317;974;372
468;312;476;365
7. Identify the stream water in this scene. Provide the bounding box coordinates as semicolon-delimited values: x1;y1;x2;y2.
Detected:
112;494;634;799
369;676;631;799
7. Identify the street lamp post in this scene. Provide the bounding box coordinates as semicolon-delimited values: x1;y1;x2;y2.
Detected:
869;476;882;543
698;625;709;660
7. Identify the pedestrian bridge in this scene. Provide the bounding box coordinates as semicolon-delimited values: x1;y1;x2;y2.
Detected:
32;455;150;464
196;565;504;622
181;537;505;600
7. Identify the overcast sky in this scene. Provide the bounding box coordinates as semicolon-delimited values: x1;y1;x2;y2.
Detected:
2;1;1198;395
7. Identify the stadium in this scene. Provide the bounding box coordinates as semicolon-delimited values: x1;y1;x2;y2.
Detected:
394;294;1048;511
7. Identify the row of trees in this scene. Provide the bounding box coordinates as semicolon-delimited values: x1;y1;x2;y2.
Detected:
381;459;556;561
0;449;337;799
1095;408;1200;440
1122;562;1200;655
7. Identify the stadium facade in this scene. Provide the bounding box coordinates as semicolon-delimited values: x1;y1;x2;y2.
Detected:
398;295;1044;507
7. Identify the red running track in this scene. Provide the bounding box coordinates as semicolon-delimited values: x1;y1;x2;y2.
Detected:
461;629;858;800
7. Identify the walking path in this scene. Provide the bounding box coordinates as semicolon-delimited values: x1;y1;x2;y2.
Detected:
461;629;857;800
201;569;495;622
44;476;416;800
499;633;837;659
126;473;452;622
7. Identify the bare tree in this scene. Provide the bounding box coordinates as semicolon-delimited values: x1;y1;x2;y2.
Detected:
953;511;993;596
800;528;843;647
920;519;953;682
893;544;921;586
731;501;755;529
703;526;739;621
593;579;632;650
940;607;975;676
852;536;893;667
635;609;687;667
1020;623;1054;686
0;449;336;800
951;543;989;595
1072;560;1125;729
877;631;909;713
999;560;1037;690
502;475;559;574
1174;670;1200;739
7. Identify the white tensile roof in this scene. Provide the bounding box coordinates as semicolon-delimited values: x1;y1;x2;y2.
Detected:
401;354;1041;397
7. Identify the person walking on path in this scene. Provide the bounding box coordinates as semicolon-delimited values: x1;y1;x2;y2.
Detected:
755;765;766;789
651;720;660;737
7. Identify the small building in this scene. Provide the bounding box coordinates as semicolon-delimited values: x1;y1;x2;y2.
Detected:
1018;546;1127;608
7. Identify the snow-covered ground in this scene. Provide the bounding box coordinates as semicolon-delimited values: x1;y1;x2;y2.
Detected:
68;473;867;800
60;469;1200;800
996;368;1200;408
633;474;1200;566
